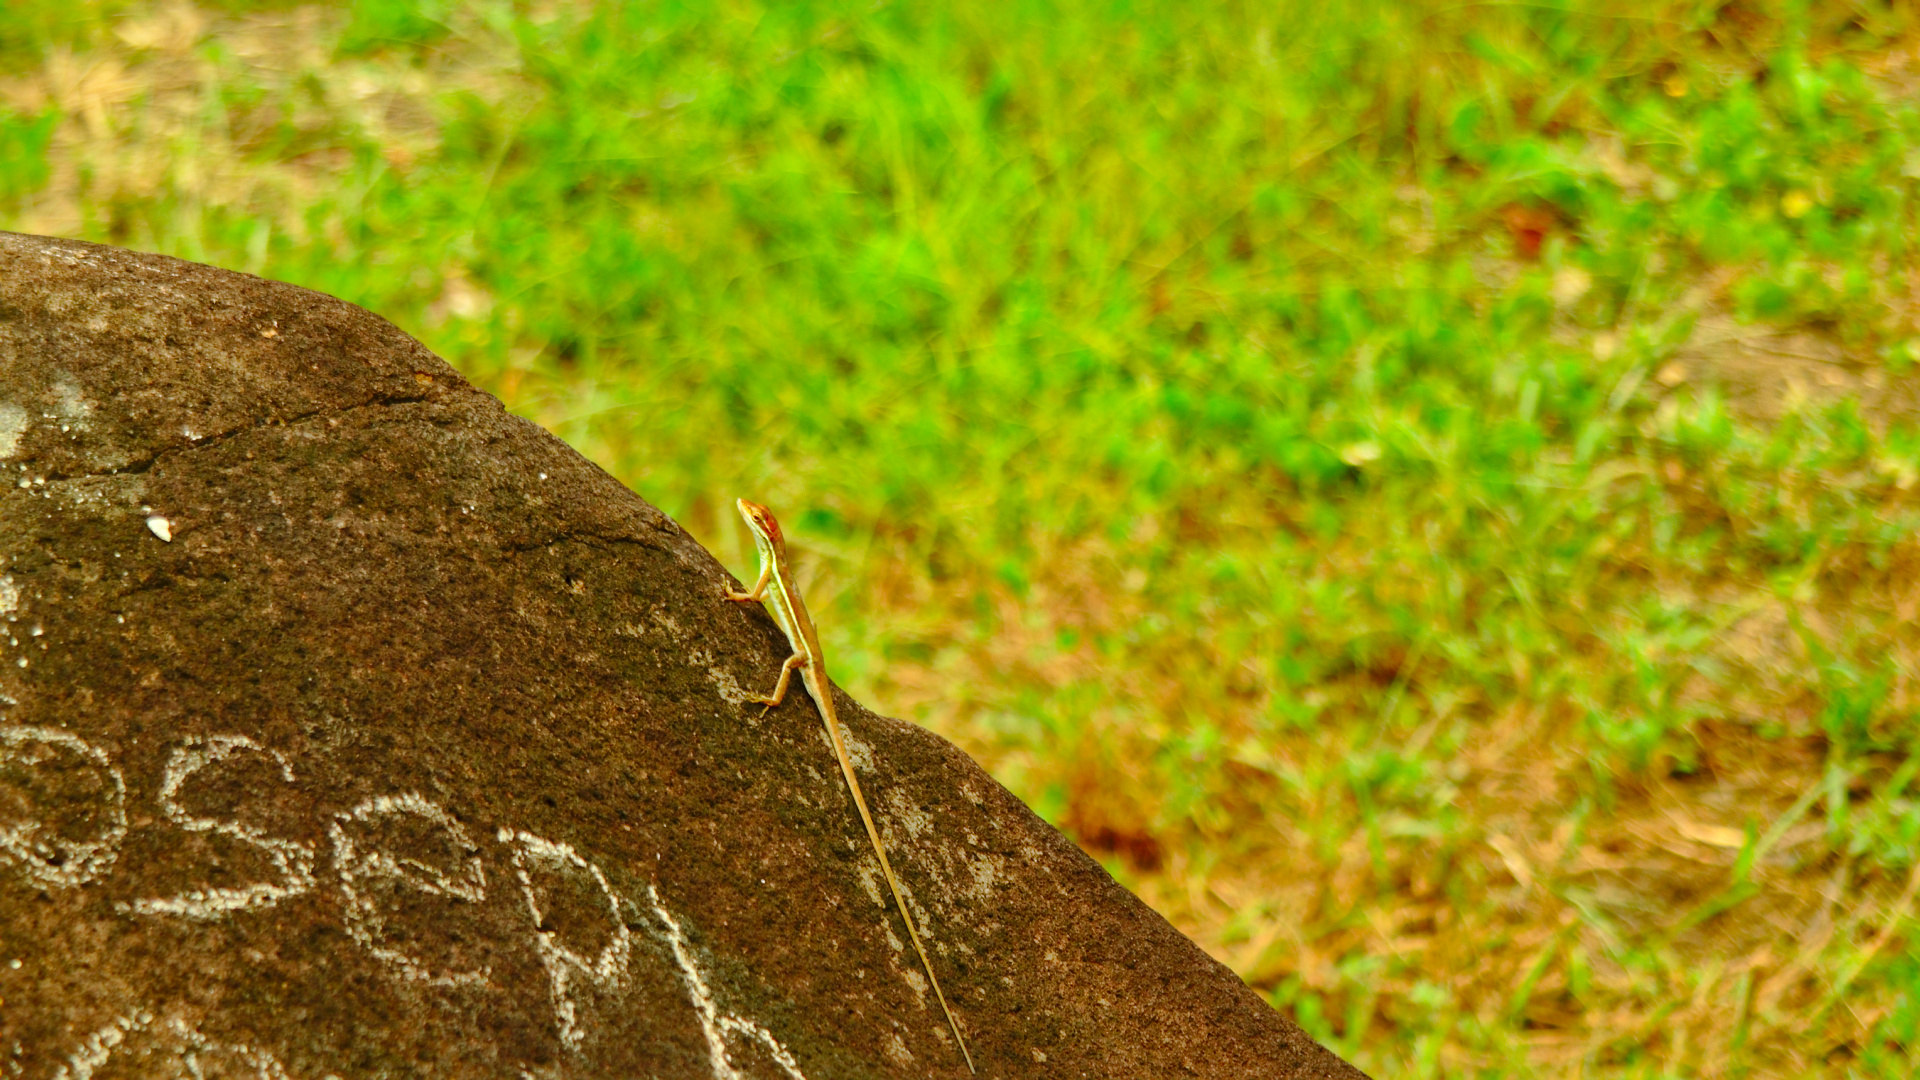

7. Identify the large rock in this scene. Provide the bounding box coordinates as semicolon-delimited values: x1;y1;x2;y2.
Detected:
0;232;1367;1079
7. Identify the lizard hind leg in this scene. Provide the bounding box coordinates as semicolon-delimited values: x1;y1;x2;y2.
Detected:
753;652;809;716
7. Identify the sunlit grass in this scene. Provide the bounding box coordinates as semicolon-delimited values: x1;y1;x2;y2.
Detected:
7;1;1920;1074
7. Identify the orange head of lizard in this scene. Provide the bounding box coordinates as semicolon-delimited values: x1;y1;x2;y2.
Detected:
735;498;785;549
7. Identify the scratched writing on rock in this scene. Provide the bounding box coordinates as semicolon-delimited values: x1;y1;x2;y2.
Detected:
0;724;808;1080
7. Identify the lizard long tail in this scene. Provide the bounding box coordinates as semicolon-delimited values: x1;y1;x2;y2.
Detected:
822;710;976;1075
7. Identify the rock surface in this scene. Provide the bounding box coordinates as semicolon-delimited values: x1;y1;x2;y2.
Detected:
0;232;1368;1080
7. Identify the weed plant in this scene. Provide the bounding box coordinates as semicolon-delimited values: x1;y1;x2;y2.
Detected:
5;1;1920;1075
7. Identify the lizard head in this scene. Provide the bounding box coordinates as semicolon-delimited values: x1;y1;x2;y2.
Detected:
735;498;785;549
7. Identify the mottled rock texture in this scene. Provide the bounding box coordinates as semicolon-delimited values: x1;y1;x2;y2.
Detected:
0;232;1368;1080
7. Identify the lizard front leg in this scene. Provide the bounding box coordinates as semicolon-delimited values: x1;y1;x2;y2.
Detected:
725;563;773;603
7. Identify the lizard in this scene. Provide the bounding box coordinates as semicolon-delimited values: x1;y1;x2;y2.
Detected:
724;497;976;1075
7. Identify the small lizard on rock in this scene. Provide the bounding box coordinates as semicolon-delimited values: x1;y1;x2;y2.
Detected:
725;498;975;1074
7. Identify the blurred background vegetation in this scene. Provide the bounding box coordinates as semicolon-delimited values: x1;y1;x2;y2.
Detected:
6;0;1920;1074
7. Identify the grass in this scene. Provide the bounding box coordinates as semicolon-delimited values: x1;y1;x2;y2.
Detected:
7;0;1920;1074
